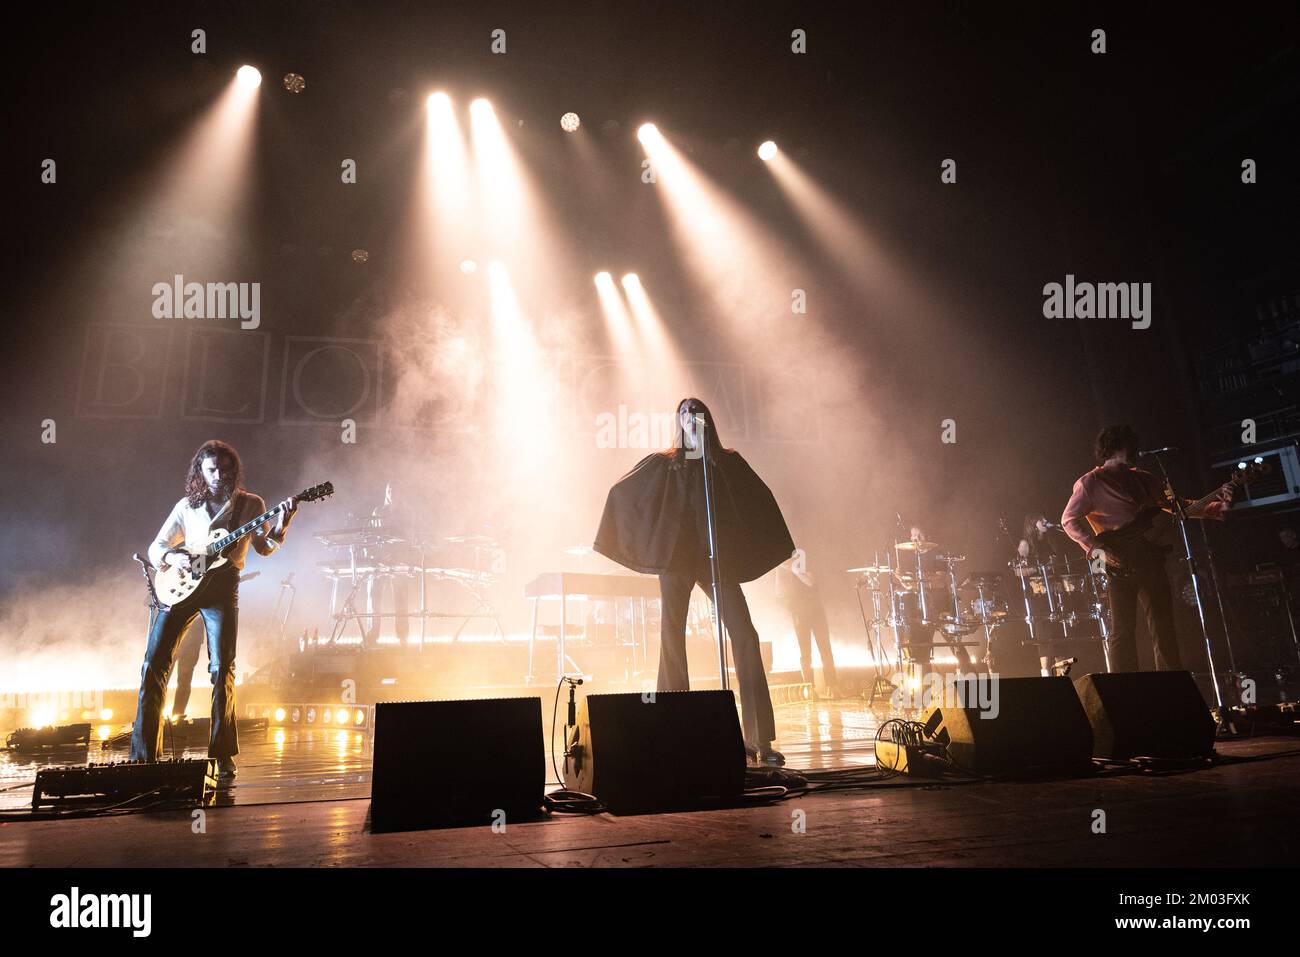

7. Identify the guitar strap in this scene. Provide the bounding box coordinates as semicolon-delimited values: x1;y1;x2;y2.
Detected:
1118;468;1158;508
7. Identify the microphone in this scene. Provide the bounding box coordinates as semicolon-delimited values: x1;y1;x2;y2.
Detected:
565;676;584;728
1041;521;1064;530
1137;446;1178;457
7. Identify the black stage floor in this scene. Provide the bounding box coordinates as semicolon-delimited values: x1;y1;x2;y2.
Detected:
2;696;1298;868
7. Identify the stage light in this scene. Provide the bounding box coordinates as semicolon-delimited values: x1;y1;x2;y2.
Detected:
273;707;286;723
336;708;350;724
29;708;55;728
594;271;612;285
282;72;306;93
758;140;778;161
354;709;366;726
97;725;111;740
290;706;302;723
460;259;477;273
306;707;317;724
560;112;581;132
426;90;450;112
236;65;262;89
621;273;641;289
100;708;113;721
636;123;659;145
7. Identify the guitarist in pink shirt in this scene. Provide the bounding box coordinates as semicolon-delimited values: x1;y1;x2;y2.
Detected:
1061;425;1231;672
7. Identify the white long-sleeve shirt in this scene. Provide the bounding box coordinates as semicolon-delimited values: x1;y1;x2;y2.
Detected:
148;490;281;570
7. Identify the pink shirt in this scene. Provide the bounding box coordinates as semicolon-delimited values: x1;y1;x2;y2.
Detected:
1061;466;1166;554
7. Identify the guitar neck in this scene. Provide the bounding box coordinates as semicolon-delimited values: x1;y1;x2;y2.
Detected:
1185;485;1226;513
207;503;288;555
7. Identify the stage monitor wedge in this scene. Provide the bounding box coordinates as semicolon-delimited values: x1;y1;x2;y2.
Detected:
371;697;545;832
1073;671;1215;761
920;676;1094;777
564;690;746;814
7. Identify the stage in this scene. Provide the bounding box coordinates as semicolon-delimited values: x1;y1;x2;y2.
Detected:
3;694;1297;868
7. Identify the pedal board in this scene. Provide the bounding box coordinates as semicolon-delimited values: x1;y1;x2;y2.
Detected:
32;759;217;809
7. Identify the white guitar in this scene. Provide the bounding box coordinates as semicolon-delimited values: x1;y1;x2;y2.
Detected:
154;482;334;605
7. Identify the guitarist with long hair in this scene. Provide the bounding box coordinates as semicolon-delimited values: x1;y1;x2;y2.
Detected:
1060;425;1231;672
129;439;299;779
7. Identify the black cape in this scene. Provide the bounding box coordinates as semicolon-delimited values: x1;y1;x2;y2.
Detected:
593;449;795;583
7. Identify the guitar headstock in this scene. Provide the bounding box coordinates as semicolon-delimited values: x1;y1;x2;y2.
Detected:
298;481;335;503
1229;457;1271;487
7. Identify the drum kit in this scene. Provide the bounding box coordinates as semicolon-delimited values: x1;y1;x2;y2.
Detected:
1007;551;1111;653
849;535;1113;685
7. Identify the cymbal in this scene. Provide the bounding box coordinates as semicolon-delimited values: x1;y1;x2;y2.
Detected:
960;573;1004;589
895;540;939;553
314;529;406;547
847;565;894;574
895;571;946;587
934;553;966;564
445;534;499;547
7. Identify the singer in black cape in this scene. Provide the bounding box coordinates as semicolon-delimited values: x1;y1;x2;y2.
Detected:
593;397;796;765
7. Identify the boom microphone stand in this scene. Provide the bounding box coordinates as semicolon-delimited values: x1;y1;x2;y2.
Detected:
695;414;730;691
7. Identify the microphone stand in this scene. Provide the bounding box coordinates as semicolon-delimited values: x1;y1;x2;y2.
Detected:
133;552;164;630
1147;451;1230;716
695;415;729;691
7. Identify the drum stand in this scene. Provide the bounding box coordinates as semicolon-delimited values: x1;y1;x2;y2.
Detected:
970;579;997;671
327;542;369;645
854;556;898;705
937;554;980;672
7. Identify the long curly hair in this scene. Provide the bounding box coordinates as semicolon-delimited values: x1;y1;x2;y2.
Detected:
184;440;245;508
664;397;729;466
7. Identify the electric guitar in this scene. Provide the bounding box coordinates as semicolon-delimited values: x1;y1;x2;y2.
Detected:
1092;461;1269;576
154;482;334;605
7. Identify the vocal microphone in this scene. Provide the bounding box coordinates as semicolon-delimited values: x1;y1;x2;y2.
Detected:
1041;521;1064;530
1137;446;1178;457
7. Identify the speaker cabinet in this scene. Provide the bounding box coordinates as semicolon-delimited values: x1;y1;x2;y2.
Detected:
921;676;1094;776
564;690;746;813
370;697;544;832
1073;671;1215;760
